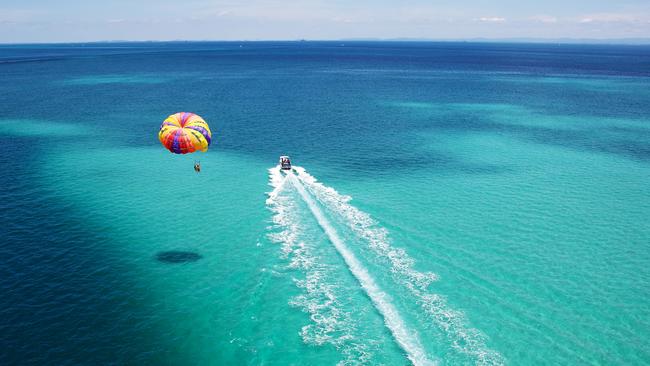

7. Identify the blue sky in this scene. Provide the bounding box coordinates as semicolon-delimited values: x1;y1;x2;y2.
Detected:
1;0;649;42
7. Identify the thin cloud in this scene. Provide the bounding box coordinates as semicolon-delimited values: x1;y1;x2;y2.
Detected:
478;17;506;23
530;15;558;24
578;13;649;24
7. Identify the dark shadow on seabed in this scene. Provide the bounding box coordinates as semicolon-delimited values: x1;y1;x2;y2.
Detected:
435;112;650;163
156;250;203;263
389;101;650;164
0;136;180;365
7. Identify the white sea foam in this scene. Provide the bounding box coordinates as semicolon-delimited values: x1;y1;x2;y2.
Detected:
288;173;435;366
266;165;290;205
266;167;369;364
293;167;504;366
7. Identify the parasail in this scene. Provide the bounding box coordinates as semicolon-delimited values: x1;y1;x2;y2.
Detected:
158;112;212;154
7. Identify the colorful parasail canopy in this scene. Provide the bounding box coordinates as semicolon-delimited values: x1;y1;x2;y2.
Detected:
158;112;212;154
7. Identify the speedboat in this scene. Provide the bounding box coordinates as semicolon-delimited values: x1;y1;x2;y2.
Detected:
279;155;292;170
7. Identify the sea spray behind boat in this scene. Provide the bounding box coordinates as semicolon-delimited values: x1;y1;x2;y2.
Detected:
290;166;504;365
266;167;373;364
287;172;435;366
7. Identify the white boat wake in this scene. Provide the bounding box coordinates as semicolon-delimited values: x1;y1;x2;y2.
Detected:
290;171;434;366
267;167;368;365
267;166;503;365
293;167;504;365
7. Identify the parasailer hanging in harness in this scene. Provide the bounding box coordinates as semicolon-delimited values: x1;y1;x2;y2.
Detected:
158;112;212;171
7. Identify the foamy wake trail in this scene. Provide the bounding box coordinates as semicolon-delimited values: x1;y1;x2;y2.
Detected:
288;172;435;366
266;167;370;365
293;167;505;366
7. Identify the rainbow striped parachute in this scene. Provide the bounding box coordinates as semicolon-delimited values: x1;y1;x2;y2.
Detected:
158;112;212;154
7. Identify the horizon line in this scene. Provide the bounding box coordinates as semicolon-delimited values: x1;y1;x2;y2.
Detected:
2;37;650;46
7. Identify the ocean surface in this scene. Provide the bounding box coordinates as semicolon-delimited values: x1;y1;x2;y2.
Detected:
1;41;649;365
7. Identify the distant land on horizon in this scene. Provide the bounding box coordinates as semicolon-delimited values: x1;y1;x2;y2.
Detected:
342;37;650;45
2;38;650;46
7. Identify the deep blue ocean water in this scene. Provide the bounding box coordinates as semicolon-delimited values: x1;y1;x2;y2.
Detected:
1;41;649;365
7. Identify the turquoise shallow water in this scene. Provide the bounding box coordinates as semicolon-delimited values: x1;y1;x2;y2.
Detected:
1;42;649;365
